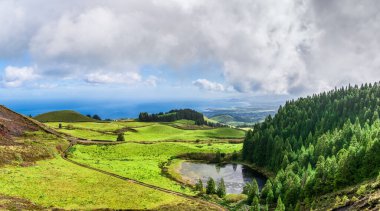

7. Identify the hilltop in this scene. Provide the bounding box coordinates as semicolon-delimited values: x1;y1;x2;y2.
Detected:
34;110;96;122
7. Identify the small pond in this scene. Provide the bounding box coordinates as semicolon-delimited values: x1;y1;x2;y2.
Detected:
179;161;267;194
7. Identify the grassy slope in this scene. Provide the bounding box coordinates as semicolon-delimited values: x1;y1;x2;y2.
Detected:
34;110;96;122
70;142;243;194
204;116;219;123
0;157;187;210
46;121;245;141
0;131;68;166
210;114;236;123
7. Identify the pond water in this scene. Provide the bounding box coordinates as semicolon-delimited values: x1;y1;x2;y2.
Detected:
179;161;267;194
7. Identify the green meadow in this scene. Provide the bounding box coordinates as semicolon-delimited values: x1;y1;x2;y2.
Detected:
69;142;243;194
0;157;190;210
0;118;245;209
46;121;245;141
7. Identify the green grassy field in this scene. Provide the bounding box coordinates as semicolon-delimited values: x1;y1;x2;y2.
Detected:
59;128;116;140
123;124;245;141
70;142;243;194
0;157;194;210
46;121;154;132
46;121;245;141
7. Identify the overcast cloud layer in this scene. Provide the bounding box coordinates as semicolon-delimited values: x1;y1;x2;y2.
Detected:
0;0;379;95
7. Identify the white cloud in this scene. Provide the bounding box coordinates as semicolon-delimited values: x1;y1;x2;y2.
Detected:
1;66;39;88
145;75;159;87
0;0;379;94
85;71;142;85
193;79;225;92
35;83;58;89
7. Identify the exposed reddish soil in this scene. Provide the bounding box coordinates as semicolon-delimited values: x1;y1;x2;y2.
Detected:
0;105;39;145
0;195;44;210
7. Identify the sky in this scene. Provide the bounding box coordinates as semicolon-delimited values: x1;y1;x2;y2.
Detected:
0;0;380;115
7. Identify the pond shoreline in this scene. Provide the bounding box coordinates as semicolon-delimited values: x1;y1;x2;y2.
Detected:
164;158;271;194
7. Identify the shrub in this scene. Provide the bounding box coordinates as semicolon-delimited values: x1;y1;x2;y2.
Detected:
14;153;23;163
351;196;359;202
116;133;125;142
224;194;247;203
92;114;101;121
356;185;367;195
341;195;349;205
335;196;341;206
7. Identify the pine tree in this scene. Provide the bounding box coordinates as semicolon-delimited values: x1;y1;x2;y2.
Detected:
195;179;203;192
216;178;226;197
275;197;285;211
247;179;260;204
251;179;259;196
266;189;274;204
251;196;260;211
261;180;273;199
206;177;216;194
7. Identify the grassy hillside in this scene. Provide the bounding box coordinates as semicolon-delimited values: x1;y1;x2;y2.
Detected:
210;114;236;123
34;110;96;122
0;105;67;165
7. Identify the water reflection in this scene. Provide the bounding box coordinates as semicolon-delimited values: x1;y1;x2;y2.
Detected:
179;162;267;194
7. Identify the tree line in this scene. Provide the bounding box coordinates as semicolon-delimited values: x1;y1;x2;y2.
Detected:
138;109;205;123
242;82;380;209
